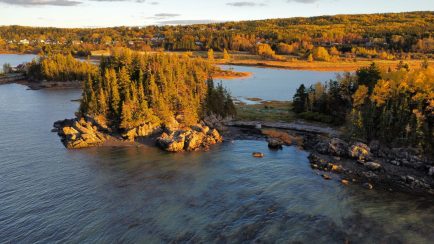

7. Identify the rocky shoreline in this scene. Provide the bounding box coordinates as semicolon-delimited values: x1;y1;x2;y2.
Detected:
52;116;434;197
227;121;434;197
53;115;224;152
304;135;434;196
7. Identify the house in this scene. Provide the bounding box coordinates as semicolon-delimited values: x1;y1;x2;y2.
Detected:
19;39;29;45
72;40;82;45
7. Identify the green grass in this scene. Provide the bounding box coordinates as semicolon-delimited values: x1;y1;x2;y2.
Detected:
235;100;295;122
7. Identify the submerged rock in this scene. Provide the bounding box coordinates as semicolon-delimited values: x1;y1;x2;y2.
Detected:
253;152;265;158
363;183;374;190
156;124;222;152
341;179;350;185
322;174;332;180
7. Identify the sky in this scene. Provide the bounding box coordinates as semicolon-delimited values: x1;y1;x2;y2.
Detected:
0;0;433;28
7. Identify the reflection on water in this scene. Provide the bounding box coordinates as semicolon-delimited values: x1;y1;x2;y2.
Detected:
219;65;340;102
0;83;433;243
0;54;37;71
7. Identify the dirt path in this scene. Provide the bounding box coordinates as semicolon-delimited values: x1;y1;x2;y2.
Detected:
226;120;341;137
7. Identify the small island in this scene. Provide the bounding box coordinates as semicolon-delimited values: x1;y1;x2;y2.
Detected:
30;48;237;152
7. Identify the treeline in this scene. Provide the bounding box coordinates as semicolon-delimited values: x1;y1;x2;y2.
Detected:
27;54;98;81
293;62;434;153
76;48;235;130
1;12;433;58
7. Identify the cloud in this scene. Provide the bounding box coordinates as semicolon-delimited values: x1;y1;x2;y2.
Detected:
0;0;82;6
157;19;222;25
90;0;146;2
154;13;180;18
147;13;181;20
227;1;266;7
0;0;148;6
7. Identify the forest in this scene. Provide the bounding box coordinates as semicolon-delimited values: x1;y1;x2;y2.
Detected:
0;12;433;60
27;48;235;131
292;62;434;154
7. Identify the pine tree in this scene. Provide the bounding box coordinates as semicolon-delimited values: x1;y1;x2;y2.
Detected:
120;101;133;129
293;84;308;113
207;48;214;62
109;69;121;119
223;49;230;60
307;54;313;62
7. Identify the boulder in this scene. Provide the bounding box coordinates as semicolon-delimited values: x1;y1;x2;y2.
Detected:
363;183;373;190
156;125;223;152
328;138;349;157
429;167;434;177
253;152;264;158
322;174;332;180
365;161;382;171
268;138;283;150
314;141;329;154
185;131;205;151
349;142;371;160
368;140;381;155
55;118;107;149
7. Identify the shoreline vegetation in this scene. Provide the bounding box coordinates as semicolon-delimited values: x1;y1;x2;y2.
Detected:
1;49;433;197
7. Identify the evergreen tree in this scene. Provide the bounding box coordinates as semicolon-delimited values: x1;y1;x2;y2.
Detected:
356;62;381;92
207;49;214;62
293;84;308;113
223;49;230;60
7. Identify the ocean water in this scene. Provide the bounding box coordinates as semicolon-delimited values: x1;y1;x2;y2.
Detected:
0;64;433;243
0;54;37;72
219;65;341;102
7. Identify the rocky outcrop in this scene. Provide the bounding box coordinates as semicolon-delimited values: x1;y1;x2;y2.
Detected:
307;136;434;196
314;137;348;156
121;123;161;141
156;124;223;152
203;114;229;132
53;118;108;149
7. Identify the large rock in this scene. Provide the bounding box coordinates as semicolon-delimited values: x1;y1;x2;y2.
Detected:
156;125;223;152
328;138;349;157
122;122;160;141
429;167;434;177
349;142;371;161
365;161;382;171
203;114;228;131
313;137;348;157
268;138;284;150
55;117;107;149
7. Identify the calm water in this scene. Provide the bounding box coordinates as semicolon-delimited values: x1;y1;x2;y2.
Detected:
219;65;339;102
0;54;37;71
1;81;434;242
